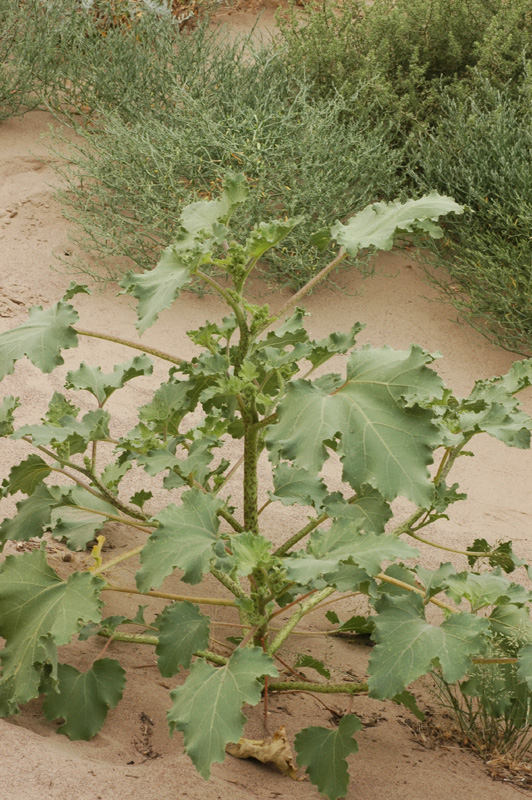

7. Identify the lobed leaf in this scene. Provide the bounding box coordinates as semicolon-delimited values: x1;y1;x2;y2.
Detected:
65;354;153;405
330;193;464;257
0;549;104;711
0;396;20;436
42;658;125;740
136;489;222;590
267;345;444;506
0;301;79;379
294;714;362;800
167;647;278;779
368;593;489;699
155;601;210;677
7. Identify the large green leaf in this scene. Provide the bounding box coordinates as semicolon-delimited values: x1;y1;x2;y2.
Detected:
294;714;361;800
266;346;443;506
0;301;79;379
136;489;222;590
65;355;153;405
155;601;210;677
167;647;278;779
42;658;125;740
368;593;489;699
0;549;103;711
330;194;463;257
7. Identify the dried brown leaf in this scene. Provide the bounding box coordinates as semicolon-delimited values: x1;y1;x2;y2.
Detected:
226;726;300;780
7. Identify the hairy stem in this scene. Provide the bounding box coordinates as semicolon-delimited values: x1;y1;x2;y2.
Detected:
268;680;368;695
269;587;336;654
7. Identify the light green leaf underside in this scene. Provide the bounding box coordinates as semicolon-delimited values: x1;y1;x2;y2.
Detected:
331;193;464;257
0;301;79;379
167;647;278;779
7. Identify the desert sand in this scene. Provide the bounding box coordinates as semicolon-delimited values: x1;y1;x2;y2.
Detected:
1;17;532;799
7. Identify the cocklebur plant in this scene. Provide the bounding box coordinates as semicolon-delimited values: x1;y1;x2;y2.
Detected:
1;175;532;799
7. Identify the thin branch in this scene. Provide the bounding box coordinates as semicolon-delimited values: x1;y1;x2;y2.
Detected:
75;327;185;366
102;581;238;607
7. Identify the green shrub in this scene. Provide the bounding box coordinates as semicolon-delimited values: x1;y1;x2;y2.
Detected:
0;0;67;121
411;77;532;354
277;0;532;129
53;35;405;285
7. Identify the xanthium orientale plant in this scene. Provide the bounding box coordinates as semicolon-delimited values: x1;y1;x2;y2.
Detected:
1;175;532;800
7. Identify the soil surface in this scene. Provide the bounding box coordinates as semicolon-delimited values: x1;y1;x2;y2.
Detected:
1;9;532;799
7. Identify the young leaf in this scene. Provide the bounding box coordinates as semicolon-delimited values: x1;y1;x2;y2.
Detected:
267;345;444;506
13;409;111;456
330;194;463;257
136;489;223;590
322;489;392;535
368;593;489;699
65;354;153;405
294;714;362;800
120;244;203;334
245;218;304;259
0;549;103;710
0;301;79;379
167;647;278;779
42;658;125;740
155;601;210;677
231;532;275;576
180;173;249;237
443;570;529;611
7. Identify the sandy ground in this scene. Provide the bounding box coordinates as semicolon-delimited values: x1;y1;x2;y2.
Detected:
1;25;532;800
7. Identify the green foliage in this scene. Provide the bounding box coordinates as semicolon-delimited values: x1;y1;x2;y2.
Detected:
277;0;532;126
1;183;532;798
49;21;404;287
411;77;532;354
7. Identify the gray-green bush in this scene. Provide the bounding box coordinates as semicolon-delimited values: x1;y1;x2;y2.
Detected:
411;77;532;354
53;34;405;285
